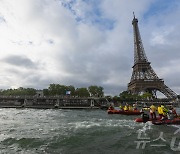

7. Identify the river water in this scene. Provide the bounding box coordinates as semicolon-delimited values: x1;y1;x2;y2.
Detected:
0;108;180;154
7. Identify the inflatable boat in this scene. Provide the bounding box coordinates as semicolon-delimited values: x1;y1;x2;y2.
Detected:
135;115;161;123
107;109;142;115
135;113;180;125
152;118;180;125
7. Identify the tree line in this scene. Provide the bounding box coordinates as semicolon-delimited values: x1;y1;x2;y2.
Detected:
0;84;174;101
0;84;104;98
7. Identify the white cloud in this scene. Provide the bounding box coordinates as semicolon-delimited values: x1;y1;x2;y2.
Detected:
0;0;180;96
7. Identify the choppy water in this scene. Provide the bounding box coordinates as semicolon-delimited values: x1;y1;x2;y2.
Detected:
0;108;180;154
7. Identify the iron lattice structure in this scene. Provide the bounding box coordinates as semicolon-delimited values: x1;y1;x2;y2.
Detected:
128;15;177;99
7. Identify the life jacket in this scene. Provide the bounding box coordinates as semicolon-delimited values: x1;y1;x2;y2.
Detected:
119;105;123;109
150;105;157;112
124;106;128;111
161;105;168;114
158;106;163;114
128;106;133;111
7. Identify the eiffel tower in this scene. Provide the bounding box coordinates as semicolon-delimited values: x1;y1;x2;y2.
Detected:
128;14;177;100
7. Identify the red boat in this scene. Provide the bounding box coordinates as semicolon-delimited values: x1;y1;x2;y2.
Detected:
135;116;161;123
135;113;180;125
107;109;142;115
152;118;180;125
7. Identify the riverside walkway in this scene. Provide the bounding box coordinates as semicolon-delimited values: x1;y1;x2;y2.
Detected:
0;95;102;109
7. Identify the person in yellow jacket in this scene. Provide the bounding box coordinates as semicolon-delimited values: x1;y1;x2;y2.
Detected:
157;104;164;119
124;104;128;111
158;104;169;119
150;104;157;120
119;104;124;111
128;105;133;111
161;105;169;116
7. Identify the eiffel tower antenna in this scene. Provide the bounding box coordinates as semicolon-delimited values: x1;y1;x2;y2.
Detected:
133;12;135;18
128;15;178;100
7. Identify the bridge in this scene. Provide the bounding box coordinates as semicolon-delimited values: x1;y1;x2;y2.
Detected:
0;95;103;109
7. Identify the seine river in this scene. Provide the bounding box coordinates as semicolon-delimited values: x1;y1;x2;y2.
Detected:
0;108;179;154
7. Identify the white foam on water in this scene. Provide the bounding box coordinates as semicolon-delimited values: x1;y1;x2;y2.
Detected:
0;134;10;142
104;119;142;129
67;118;141;131
68;121;101;130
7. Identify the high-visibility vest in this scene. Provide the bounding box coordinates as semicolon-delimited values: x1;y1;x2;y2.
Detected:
158;107;163;114
124;106;128;111
150;105;157;112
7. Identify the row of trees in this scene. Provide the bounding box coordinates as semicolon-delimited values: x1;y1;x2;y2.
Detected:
104;91;154;103
0;85;173;101
0;84;104;98
43;84;104;97
0;87;36;96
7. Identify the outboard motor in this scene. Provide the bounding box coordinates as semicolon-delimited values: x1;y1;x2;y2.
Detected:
142;113;149;123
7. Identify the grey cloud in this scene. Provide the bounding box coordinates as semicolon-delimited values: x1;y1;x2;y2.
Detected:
2;55;38;69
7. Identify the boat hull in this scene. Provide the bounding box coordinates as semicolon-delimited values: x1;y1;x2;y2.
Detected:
107;109;142;115
152;118;180;125
135;117;161;123
135;114;180;125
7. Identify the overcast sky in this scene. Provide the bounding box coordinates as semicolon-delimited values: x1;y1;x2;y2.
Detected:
0;0;180;96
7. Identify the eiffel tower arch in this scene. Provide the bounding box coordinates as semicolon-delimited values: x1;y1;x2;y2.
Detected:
128;14;178;100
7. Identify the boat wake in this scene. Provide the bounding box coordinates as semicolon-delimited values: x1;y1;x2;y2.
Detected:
67;118;141;131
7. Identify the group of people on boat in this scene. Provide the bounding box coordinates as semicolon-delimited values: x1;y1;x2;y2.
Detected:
108;103;138;111
120;103;137;111
142;104;178;120
108;102;178;120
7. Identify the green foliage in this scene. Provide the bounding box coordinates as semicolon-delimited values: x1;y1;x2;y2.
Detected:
119;91;153;101
141;92;153;100
0;87;36;96
75;88;90;97
43;89;49;96
104;95;113;102
88;85;104;97
48;84;67;95
119;91;131;100
46;84;76;96
119;91;141;101
112;96;121;102
66;85;75;96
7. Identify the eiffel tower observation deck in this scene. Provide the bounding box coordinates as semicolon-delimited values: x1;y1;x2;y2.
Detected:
128;14;178;100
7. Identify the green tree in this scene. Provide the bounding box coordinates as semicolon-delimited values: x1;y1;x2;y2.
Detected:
43;89;49;96
0;87;36;96
119;91;131;100
105;95;113;102
141;92;152;100
119;91;140;101
48;84;57;95
48;84;67;95
88;85;104;97
113;96;121;102
66;85;75;96
75;88;90;97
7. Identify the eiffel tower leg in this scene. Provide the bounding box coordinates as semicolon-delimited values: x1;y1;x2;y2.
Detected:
152;90;157;99
144;89;156;99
